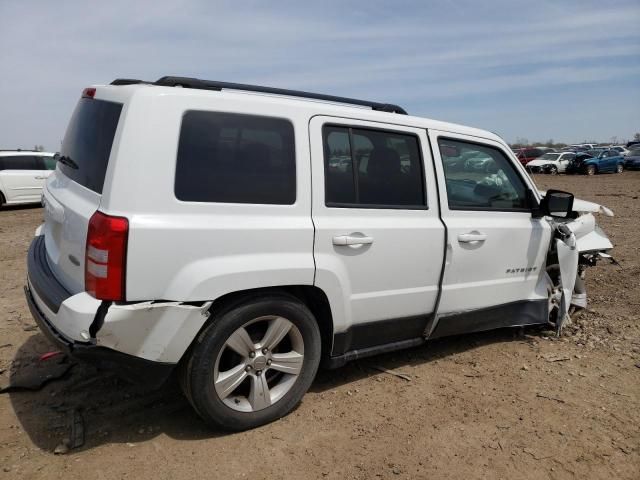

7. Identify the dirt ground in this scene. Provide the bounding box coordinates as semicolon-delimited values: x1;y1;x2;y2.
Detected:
1;172;639;480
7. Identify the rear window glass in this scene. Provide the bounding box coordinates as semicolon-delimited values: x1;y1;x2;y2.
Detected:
175;111;296;204
59;98;123;194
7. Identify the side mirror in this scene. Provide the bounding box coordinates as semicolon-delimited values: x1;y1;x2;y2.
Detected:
540;189;574;218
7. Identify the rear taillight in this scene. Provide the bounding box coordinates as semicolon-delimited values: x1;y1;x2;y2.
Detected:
85;211;128;301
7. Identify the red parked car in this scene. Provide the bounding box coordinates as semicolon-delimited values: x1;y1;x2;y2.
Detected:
515;147;546;166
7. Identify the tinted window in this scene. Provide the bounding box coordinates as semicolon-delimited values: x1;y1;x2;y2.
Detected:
60;98;123;194
323;126;425;208
42;156;57;170
0;155;39;170
324;127;355;204
438;138;530;211
175;111;296;204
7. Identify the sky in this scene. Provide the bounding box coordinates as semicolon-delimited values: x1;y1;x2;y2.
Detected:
1;0;639;151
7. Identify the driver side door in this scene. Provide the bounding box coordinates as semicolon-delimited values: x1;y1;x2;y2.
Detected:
427;130;552;337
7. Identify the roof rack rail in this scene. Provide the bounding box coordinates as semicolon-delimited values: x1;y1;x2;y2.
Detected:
110;76;408;115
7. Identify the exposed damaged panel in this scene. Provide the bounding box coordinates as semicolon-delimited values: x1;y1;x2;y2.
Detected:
96;301;212;362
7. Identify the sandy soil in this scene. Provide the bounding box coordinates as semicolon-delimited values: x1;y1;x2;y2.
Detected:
1;172;639;479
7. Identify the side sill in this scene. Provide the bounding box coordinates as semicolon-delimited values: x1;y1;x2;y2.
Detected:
324;337;426;369
429;299;548;339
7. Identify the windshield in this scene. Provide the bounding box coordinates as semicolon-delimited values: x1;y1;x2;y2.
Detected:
629;148;640;156
539;153;560;160
59;97;123;193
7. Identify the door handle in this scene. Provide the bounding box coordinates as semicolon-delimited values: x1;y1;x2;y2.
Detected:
34;176;47;180
458;232;487;243
332;235;374;246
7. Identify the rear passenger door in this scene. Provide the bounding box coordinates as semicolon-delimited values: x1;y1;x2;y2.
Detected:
310;117;445;355
428;130;551;336
0;156;43;203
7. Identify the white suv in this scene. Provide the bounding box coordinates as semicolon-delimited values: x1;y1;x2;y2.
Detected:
0;151;56;207
25;77;615;431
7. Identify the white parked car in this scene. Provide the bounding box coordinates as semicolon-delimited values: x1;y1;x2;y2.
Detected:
0;151;56;207
610;146;630;157
525;152;576;174
25;77;615;431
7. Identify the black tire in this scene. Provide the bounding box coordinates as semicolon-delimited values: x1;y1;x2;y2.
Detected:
586;165;596;176
0;192;5;209
182;295;321;431
548;165;558;175
616;164;623;174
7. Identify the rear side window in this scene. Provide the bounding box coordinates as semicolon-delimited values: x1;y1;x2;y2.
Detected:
60;98;123;194
323;125;426;208
175;111;296;204
0;155;40;170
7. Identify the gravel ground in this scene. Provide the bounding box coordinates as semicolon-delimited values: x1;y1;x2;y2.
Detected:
1;172;639;479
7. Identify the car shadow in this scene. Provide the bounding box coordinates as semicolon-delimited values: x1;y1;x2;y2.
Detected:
0;203;42;212
5;326;548;453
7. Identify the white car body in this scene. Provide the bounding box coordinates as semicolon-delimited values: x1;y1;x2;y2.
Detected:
526;152;576;173
0;151;56;206
25;79;614;386
610;146;630;157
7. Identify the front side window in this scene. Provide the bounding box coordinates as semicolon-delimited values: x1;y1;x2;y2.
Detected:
323;126;425;208
42;156;57;170
175;111;296;204
437;138;530;211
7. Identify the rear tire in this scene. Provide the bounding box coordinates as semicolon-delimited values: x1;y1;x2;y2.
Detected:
0;192;5;209
182;295;321;431
616;164;623;174
586;165;596;176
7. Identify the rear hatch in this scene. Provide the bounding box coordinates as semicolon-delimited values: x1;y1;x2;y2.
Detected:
43;93;123;294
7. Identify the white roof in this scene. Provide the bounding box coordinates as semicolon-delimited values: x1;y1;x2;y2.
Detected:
0;151;54;157
93;83;505;145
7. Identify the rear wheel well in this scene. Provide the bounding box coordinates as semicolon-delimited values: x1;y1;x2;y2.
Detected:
190;286;334;362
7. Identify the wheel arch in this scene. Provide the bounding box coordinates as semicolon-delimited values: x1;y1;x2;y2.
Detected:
182;285;335;364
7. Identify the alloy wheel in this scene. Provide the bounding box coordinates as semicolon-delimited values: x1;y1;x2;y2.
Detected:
213;315;304;412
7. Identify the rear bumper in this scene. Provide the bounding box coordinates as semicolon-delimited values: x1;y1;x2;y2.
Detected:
25;236;175;387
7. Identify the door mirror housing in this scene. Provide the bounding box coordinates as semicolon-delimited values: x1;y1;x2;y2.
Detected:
540;189;574;218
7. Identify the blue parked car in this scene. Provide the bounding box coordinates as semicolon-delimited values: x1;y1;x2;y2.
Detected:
566;149;625;175
624;146;640;170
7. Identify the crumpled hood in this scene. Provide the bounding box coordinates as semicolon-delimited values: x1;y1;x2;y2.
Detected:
538;191;614;217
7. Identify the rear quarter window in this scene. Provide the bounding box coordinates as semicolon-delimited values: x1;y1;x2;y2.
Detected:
59;98;123;194
175;111;296;204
